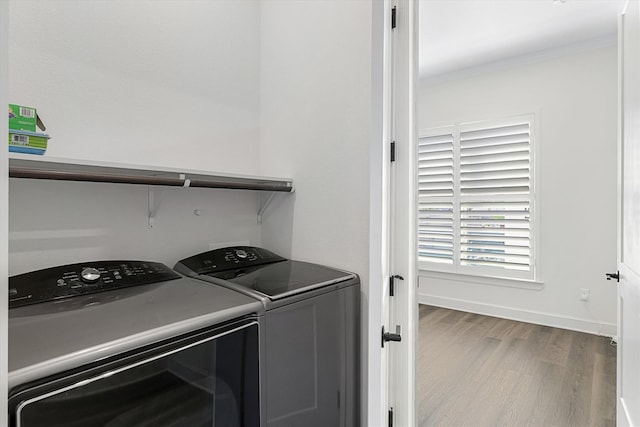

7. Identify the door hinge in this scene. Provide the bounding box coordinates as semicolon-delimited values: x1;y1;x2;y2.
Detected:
389;274;404;296
391;6;397;29
390;141;396;162
382;325;402;347
388;407;394;427
606;270;620;282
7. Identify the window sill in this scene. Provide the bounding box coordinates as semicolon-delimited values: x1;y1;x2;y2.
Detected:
418;269;544;291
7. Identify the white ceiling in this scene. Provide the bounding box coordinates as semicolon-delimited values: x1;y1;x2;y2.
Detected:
419;0;625;80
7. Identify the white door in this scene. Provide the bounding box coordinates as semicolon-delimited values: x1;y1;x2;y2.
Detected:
618;1;640;425
386;1;418;426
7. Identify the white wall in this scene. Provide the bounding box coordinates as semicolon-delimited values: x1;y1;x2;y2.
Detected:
8;179;261;275
7;0;265;272
9;0;261;174
258;0;372;423
259;0;371;278
7;0;377;421
418;45;618;335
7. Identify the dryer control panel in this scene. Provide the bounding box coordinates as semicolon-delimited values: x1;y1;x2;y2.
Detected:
9;261;180;308
176;246;286;275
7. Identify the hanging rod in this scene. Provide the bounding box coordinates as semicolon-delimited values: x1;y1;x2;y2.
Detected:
8;156;294;193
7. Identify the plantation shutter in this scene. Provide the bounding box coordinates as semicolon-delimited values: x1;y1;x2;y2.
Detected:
418;115;534;279
418;132;454;264
459;121;531;272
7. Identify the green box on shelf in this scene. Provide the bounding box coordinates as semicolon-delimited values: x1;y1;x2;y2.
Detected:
8;130;50;155
8;104;47;132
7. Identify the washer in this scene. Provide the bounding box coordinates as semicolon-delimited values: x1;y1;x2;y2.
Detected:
8;260;264;427
175;246;360;427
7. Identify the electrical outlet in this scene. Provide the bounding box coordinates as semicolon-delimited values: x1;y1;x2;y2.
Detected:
580;288;590;301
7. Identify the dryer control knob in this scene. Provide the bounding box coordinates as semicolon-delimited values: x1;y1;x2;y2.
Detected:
80;267;101;284
235;249;248;259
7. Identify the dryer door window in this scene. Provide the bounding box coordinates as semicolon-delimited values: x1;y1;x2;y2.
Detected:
10;321;260;427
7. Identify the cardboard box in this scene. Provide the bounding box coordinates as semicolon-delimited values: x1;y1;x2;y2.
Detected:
8;104;46;132
8;130;50;155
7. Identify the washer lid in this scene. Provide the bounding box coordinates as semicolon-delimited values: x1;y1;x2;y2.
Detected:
206;260;356;300
9;275;262;388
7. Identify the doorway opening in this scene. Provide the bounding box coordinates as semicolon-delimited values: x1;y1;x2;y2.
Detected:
416;1;621;425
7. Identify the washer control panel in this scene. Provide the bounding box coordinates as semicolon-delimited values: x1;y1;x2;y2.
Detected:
177;246;286;275
9;261;181;309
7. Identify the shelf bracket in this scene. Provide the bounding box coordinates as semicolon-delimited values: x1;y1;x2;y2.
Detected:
180;173;191;188
148;173;189;228
257;187;296;223
258;192;277;224
148;186;158;228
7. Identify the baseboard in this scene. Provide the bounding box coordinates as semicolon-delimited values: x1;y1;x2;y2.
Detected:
419;293;617;337
620;397;634;427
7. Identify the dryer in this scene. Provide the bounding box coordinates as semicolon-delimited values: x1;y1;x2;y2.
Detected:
8;260;264;427
175;246;360;427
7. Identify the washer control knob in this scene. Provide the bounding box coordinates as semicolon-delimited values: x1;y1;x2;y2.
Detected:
235;249;248;259
80;267;101;284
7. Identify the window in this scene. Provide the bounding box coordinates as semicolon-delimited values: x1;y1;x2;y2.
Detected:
418;114;535;280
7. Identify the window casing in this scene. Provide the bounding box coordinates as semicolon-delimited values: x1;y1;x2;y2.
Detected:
418;115;536;281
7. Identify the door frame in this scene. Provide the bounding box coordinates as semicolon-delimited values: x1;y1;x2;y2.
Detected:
389;1;419;426
368;2;392;426
369;1;418;426
1;0;9;424
617;1;640;425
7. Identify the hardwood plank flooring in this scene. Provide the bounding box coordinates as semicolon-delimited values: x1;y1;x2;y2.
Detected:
417;305;616;427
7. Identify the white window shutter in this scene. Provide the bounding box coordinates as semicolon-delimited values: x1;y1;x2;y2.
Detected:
418;133;454;197
418;132;454;264
418;116;535;279
418;202;454;264
459;201;531;271
459;120;532;273
459;123;530;195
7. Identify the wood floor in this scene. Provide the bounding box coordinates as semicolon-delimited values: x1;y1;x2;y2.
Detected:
417;305;616;427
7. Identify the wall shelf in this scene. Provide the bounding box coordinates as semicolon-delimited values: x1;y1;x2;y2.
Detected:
8;153;294;226
8;153;294;193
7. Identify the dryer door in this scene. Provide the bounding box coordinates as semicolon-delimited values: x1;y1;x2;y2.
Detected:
264;285;359;427
9;319;260;427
